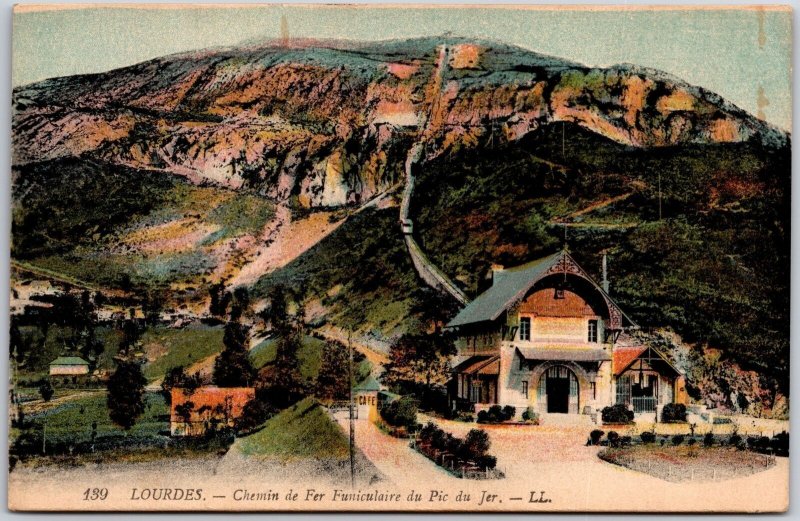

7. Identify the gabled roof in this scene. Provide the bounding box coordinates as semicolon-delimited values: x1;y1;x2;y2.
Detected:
446;250;636;329
50;356;89;366
453;355;500;376
353;375;382;392
612;346;648;375
613;345;681;377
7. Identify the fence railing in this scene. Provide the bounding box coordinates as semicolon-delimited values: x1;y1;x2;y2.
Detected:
632;396;657;413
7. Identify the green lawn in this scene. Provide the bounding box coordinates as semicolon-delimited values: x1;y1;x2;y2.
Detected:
142;325;224;381
30;391;168;445
236;397;349;460
249;335;325;378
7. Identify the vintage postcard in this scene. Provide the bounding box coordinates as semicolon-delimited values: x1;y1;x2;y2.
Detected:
8;3;791;512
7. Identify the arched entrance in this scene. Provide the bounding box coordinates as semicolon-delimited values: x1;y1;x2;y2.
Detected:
537;365;579;414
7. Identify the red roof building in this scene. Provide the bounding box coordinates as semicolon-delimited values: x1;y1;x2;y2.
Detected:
170;386;255;437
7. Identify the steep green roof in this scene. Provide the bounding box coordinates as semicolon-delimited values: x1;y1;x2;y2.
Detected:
353;374;382;392
447;252;562;328
446;250;636;329
50;356;89;366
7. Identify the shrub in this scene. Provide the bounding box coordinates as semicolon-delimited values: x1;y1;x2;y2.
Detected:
419;422;439;444
462;429;491;460
703;432;714;447
672;434;685;446
487;405;504;422
601;404;633;424
381;396;418;429
477;405;517;423
687;437;697;447
661;403;687;423
234;399;274;434
589;429;604;445
729;433;742;448
475;454;497;470
606;431;620;447
620;436;632;447
521;407;538;423
770;431;789;457
640;431;656;444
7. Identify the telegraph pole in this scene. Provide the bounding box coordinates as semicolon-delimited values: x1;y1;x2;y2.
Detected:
348;327;355;489
658;171;662;221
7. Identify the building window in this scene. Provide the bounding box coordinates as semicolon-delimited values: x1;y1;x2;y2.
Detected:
554;287;565;299
522;381;529;399
519;317;531;341
588;319;598;343
591;381;597;400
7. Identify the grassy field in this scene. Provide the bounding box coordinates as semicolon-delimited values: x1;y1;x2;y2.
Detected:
249;334;371;383
142;325;224;381
236;397;349;460
249;335;325;378
28;391;168;445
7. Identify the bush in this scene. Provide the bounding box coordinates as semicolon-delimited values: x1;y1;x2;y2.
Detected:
661;403;687;423
607;431;620;447
687;437;697;447
419;422;439;444
477;405;516;423
601;404;633;424
521;407;538;423
703;432;714;447
235;399;275;434
729;433;742;448
770;431;789;457
462;429;491;460
487;405;504;421
475;454;497;470
381;396;418;429
640;431;656;444
672;434;685;446
589;429;604;446
620;436;632;447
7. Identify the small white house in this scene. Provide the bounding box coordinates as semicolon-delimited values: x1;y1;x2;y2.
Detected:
49;356;90;376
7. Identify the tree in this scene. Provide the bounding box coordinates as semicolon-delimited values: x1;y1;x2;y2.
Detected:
260;284;289;333
38;380;54;402
212;322;256;387
315;340;350;401
235;399;275;434
229;287;251;322
161;366;201;405
118;317;142;357
175;401;195;425
106;360;146;430
383;332;456;391
209;282;231;318
259;326;305;409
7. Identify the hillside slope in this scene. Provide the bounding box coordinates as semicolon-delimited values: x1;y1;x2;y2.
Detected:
11;36;791;416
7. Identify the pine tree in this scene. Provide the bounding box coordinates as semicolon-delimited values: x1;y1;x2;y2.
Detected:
315;340;350;401
212;321;256;387
106;359;146;430
262;326;305;409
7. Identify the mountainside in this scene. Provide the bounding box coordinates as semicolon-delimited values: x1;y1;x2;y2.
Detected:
13;37;785;207
11;36;791;416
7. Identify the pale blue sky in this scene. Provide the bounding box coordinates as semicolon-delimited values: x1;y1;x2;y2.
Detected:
12;5;792;131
